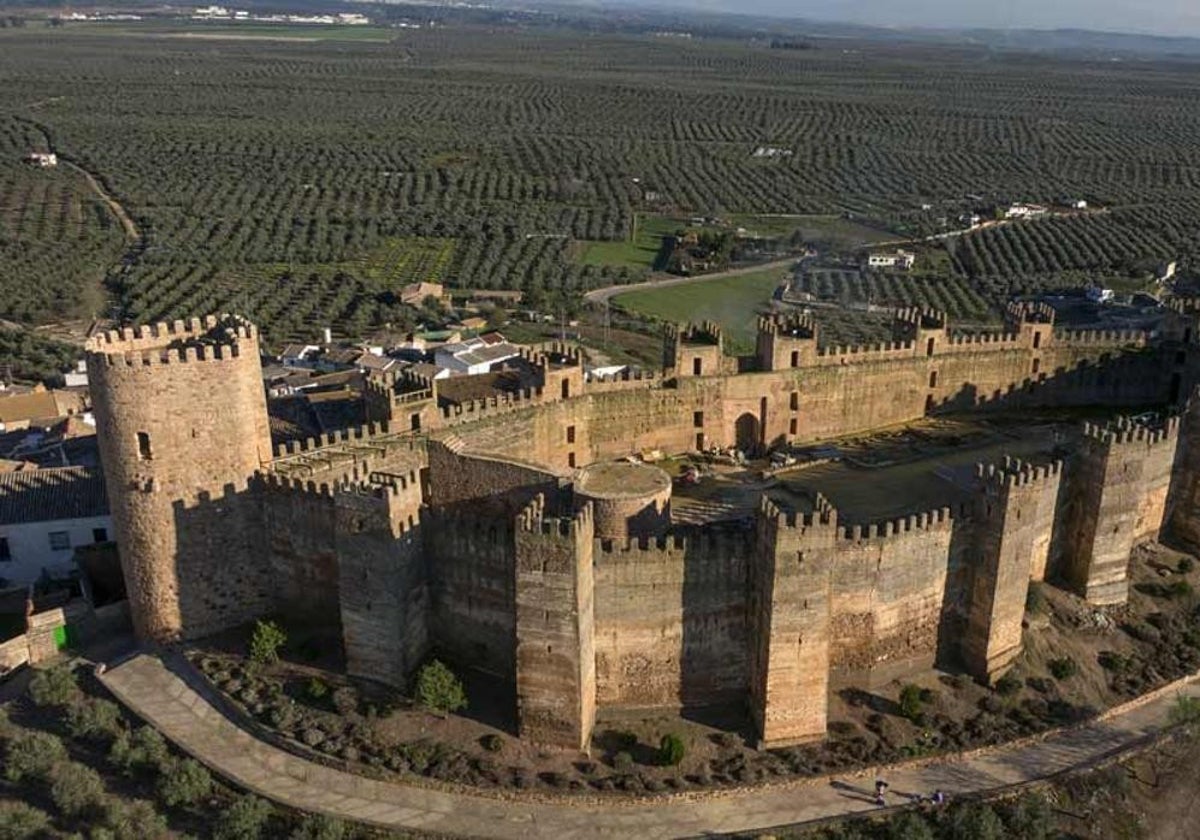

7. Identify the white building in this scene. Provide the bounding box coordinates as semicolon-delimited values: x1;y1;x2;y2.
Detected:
867;250;916;270
1085;286;1114;304
434;338;521;376
0;467;112;586
1005;203;1048;220
26;152;57;168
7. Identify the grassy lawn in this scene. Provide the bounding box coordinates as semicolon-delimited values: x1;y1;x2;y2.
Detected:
611;267;790;353
576;214;686;269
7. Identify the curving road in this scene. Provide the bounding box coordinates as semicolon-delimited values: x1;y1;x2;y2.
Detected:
99;651;1200;839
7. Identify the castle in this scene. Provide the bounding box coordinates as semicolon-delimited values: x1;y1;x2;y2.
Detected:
84;300;1200;751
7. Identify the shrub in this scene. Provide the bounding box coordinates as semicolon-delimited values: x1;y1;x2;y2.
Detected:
0;801;51;839
1002;792;1054;840
103;798;170;839
899;684;924;719
659;733;685;766
290;813;348;840
1169;580;1195;599
249;620;287;666
480;733;503;752
157;757;213;807
612;751;634;773
1179;557;1195;574
945;802;1004;840
415;660;467;715
4;730;67;783
1048;657;1078;680
1169;694;1200;726
214;795;273;840
1098;651;1127;672
28;664;81;707
331;686;358;717
48;760;107;819
885;812;935;840
1025;582;1046;613
994;674;1022;697
66;698;125;742
306;678;329;701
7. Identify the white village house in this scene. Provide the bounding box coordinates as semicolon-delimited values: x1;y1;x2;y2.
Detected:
0;467;112;586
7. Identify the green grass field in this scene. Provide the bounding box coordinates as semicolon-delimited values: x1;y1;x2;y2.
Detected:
577;215;685;269
611;267;790;352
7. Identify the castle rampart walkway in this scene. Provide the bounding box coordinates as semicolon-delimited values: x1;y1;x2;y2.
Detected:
99;652;1200;839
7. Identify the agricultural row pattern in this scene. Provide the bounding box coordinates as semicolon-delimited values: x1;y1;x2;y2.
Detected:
1;29;1199;342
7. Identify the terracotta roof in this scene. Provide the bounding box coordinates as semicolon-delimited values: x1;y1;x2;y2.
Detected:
0;466;109;525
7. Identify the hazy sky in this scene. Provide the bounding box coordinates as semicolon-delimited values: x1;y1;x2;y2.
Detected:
644;0;1200;38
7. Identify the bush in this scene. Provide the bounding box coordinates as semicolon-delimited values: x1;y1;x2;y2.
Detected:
0;801;51;839
1002;792;1054;840
215;795;273;840
1048;657;1078;680
994;674;1022;697
885;812;935;840
1179;557;1195;574
291;813;348;840
899;684;924;719
1098;651;1128;672
658;733;685;766
4;730;67;783
1025;582;1046;613
306;678;329;701
66;698;125;742
157;757;213;807
109;724;169;772
48;760;107;819
480;733;503;752
945;802;1005;840
28;664;81;707
1169;694;1200;726
415;660;467;715
103;798;170;838
330;686;358;717
249;620;287;666
1169;580;1195;599
612;751;634;773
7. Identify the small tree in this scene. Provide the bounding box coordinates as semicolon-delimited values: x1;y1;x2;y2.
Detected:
66;698;125;742
249;620;287;666
215;795;272;840
1169;694;1200;727
104;798;170;839
291;813;348;840
157;757;213;807
415;659;467;715
0;801;51;837
899;684;924;720
612;751;634;774
658;733;685;766
48;760;107;819
4;730;67;783
28;664;81;708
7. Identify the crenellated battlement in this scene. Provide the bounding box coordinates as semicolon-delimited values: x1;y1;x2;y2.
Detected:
838;504;960;542
758;493;838;530
976;456;1063;489
584;367;663;393
271;421;394;459
813;339;916;364
1006;300;1056;326
1082;414;1179;448
895;306;947;331
758;312;818;339
517;494;592;539
86;315;259;366
668;320;723;346
440;387;546;424
255;471;336;498
1053;328;1149;347
1168;296;1200;315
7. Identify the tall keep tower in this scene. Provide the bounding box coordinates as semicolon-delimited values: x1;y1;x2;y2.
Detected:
86;316;273;642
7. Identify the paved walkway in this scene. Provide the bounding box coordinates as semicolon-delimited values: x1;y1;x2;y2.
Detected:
99;653;1200;839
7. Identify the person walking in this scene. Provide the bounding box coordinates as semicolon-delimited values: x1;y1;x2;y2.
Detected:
874;779;888;806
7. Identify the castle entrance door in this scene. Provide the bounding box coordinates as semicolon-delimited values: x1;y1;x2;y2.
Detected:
735;412;760;454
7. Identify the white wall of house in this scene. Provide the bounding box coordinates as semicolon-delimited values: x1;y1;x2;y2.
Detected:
0;515;113;586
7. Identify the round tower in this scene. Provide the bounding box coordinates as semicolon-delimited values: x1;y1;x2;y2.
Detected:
575;461;672;540
86;315;273;642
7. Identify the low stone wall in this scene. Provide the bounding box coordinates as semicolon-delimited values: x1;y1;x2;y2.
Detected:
0;599;130;678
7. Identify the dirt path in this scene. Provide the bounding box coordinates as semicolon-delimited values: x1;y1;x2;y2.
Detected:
583;256;799;305
61;158;140;243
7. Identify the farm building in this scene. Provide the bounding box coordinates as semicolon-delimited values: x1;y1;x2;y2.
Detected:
866;250;916;270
